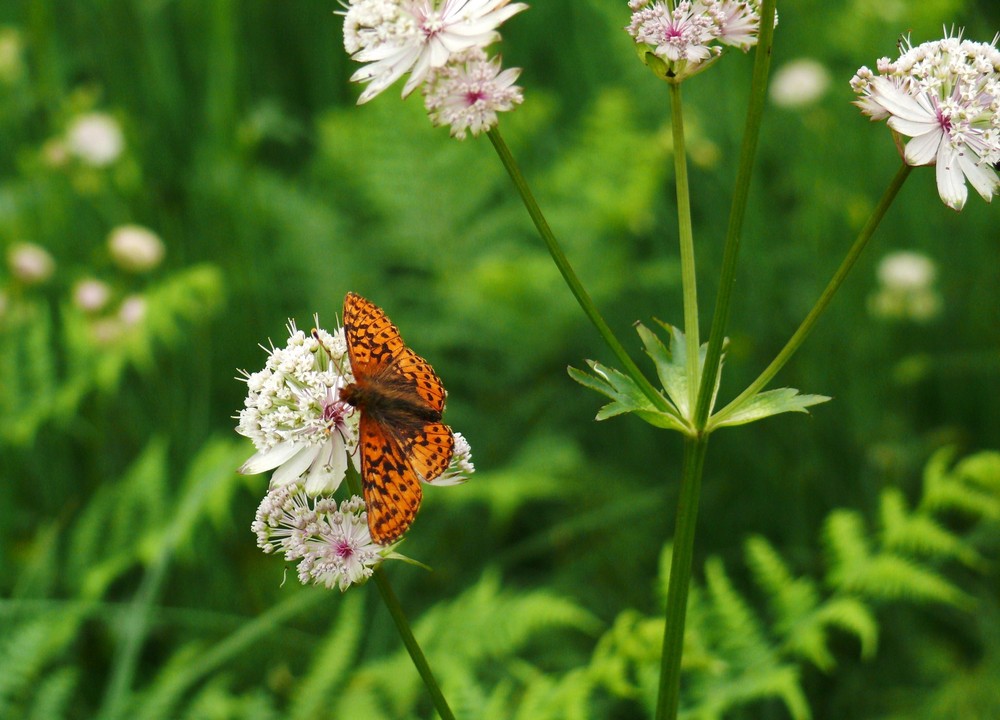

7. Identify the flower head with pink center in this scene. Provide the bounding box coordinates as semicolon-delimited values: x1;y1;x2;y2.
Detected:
626;0;766;82
253;486;390;591
236;320;360;495
422;47;523;138
342;0;528;104
851;31;1000;211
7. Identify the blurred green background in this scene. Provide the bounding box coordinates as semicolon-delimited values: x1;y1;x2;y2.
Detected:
1;0;999;718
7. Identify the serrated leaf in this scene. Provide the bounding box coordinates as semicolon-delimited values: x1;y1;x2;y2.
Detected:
709;388;831;430
567;362;688;432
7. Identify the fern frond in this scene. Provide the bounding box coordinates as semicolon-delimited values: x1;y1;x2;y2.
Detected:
288;592;364;720
880;488;984;569
27;666;77;720
823;510;872;588
0;612;82;719
920;447;1000;521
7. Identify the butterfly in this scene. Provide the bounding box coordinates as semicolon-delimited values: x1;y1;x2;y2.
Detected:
340;292;455;545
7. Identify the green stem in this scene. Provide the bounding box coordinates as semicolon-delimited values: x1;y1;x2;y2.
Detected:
655;435;709;720
345;468;456;720
693;0;776;430
372;570;456;720
711;163;913;427
668;83;700;413
487;127;671;414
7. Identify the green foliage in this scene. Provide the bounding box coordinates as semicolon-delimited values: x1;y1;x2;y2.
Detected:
589;448;1000;719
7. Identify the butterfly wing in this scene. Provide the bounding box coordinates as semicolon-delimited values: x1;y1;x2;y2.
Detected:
343;292;406;378
359;413;424;544
402;421;455;483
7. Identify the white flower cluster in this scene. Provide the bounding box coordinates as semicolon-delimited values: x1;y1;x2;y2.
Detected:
626;0;767;82
341;0;526;137
253;485;386;591
422;48;523;139
851;32;1000;211
237;321;360;496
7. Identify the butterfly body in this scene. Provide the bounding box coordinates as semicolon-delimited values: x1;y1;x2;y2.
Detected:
342;293;455;544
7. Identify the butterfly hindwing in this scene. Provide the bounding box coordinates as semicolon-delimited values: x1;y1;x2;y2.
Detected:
403;421;455;482
359;413;423;545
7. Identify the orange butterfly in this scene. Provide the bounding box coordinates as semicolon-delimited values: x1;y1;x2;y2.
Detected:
340;292;455;545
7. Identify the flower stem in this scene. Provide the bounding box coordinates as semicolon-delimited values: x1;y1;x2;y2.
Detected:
668;83;701;413
655;434;709;720
693;0;776;430
372;569;456;720
345;467;456;720
487;126;671;414
711;163;913;427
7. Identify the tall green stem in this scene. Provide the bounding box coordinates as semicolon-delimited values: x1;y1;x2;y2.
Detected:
345;468;456;720
487;127;671;414
711;163;913;427
693;0;776;430
655;435;709;720
668;83;701;413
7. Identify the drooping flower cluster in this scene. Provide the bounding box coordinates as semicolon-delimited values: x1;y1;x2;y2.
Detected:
341;0;526;137
253;485;387;591
237;321;359;496
422;47;523;138
851;32;1000;211
626;0;767;82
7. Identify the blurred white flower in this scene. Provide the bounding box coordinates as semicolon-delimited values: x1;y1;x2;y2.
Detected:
253;487;391;591
108;225;165;273
770;58;830;108
237;321;360;496
73;278;112;313
851;32;1000;211
66;113;124;167
869;250;942;322
342;0;527;104
0;27;25;85
118;294;147;327
422;48;523;138
8;242;55;285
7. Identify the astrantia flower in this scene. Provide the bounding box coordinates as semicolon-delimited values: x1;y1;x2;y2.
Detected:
65;113;124;167
422;48;522;138
851;32;1000;211
626;0;766;82
341;0;528;104
237;321;360;495
253;485;391;591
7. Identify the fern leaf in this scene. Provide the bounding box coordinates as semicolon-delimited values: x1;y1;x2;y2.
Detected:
920;447;1000;521
880;488;984;569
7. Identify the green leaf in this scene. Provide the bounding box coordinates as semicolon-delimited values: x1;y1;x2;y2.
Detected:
709;387;831;430
567;362;687;432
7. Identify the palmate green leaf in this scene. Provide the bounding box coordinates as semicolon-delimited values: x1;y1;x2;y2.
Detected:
709;387;831;430
635;320;723;421
567;361;686;431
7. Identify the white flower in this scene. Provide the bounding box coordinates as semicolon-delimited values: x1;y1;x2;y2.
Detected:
770;58;830;108
869;250;942;322
851;32;1000;211
108;225;165;273
422;48;522;138
237;321;360;496
626;0;766;82
73;278;112;313
7;242;55;285
66;113;124;167
342;0;528;104
118;294;147;327
253;486;388;591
